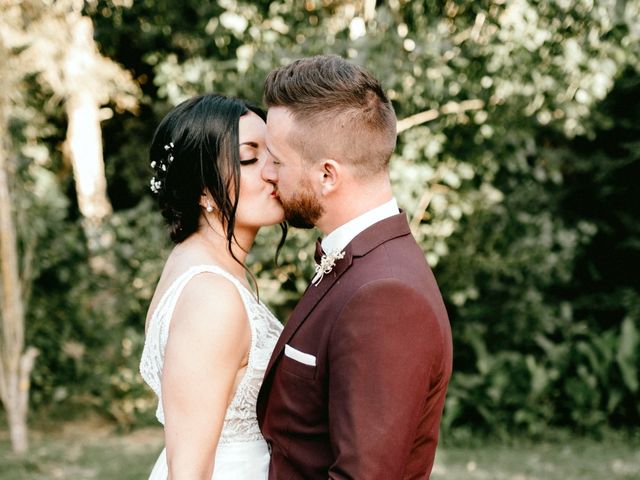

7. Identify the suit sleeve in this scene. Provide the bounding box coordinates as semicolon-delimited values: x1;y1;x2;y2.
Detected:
327;278;443;480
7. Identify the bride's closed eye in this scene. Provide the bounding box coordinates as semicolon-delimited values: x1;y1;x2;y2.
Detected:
240;158;258;166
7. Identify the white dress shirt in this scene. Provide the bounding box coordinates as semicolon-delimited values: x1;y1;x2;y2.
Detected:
321;198;400;255
311;198;399;285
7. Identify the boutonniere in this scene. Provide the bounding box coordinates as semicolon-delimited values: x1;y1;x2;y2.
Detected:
312;249;346;286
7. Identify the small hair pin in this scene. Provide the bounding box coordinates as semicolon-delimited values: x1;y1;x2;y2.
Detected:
150;177;162;194
150;141;176;194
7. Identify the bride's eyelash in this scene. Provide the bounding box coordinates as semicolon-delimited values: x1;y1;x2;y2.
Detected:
240;158;258;166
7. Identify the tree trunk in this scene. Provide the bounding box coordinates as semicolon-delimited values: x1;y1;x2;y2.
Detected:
0;127;38;454
3;347;38;454
63;16;113;272
66;89;112;227
65;89;113;262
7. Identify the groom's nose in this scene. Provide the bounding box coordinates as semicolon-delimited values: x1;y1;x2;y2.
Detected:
261;158;278;183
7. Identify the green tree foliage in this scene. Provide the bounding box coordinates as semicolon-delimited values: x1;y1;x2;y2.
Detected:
4;0;639;435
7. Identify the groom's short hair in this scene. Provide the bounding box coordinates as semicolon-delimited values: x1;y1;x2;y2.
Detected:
264;55;397;175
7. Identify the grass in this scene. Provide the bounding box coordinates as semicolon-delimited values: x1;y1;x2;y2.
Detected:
433;435;640;479
0;418;163;480
1;419;639;479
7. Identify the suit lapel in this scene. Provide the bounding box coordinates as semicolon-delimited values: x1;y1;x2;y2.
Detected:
264;246;353;378
263;212;412;380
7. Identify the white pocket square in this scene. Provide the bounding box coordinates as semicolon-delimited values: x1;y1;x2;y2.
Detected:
284;345;316;366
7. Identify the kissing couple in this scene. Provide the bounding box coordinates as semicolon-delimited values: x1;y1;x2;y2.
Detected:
139;55;452;479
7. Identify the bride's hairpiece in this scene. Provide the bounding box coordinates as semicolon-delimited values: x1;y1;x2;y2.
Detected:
150;142;175;194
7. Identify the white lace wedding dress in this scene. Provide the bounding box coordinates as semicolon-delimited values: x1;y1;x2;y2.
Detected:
139;265;283;479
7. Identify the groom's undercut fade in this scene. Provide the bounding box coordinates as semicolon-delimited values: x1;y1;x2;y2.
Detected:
264;55;397;175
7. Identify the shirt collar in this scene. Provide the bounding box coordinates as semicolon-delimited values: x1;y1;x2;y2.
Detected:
321;198;399;254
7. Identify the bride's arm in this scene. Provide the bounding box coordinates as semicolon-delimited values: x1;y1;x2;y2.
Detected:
161;274;250;480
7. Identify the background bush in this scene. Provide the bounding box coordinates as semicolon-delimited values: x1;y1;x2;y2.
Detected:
5;0;639;436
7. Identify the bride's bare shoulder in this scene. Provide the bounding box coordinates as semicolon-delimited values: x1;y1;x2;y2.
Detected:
144;244;222;330
167;272;250;359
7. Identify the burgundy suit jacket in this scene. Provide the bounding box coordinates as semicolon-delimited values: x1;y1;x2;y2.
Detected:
257;212;452;479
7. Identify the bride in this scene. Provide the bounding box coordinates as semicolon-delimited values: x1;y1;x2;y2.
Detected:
139;94;285;478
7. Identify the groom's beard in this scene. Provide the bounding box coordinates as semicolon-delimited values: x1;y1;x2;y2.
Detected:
279;181;324;229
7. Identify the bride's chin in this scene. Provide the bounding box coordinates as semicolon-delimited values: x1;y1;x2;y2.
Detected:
255;216;285;228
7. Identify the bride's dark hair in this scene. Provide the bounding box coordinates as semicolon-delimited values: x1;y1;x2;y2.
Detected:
149;93;287;262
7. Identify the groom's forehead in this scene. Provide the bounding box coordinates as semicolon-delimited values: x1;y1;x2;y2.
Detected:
266;106;297;130
266;110;302;150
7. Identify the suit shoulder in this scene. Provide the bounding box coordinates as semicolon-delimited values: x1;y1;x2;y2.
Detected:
348;238;433;289
342;278;432;317
358;233;429;268
331;278;447;356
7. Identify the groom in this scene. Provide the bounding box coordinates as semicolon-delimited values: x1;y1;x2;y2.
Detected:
257;55;452;479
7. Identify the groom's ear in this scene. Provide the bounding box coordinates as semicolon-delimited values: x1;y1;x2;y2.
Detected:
319;159;340;196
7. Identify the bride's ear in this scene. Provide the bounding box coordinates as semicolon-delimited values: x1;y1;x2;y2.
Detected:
199;191;216;213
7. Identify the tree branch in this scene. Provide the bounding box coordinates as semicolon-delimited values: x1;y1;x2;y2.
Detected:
397;99;485;134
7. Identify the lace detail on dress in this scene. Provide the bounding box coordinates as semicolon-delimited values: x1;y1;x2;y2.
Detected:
139;265;283;444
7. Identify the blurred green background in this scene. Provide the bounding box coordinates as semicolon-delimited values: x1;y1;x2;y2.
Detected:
1;0;639;478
